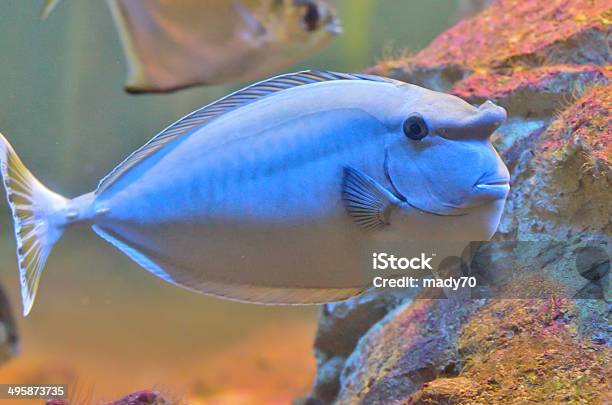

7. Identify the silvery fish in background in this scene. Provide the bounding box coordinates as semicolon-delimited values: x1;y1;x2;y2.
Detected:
40;0;342;92
0;283;18;363
0;71;510;316
107;0;341;92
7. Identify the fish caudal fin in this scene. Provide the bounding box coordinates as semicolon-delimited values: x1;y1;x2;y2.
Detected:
0;133;69;316
41;0;64;20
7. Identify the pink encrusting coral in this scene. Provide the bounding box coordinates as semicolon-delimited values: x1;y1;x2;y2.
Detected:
374;0;611;78
45;390;173;405
417;0;610;66
539;83;612;168
370;0;611;95
451;65;610;109
104;390;170;405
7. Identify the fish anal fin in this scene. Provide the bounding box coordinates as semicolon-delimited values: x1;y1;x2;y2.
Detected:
92;225;177;284
342;166;400;231
92;225;364;305
191;281;365;306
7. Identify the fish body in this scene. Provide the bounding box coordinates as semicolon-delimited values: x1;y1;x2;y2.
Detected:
39;0;340;91
106;0;341;92
0;71;509;316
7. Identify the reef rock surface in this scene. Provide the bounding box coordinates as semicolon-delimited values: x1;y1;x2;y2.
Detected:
304;0;611;404
46;390;173;405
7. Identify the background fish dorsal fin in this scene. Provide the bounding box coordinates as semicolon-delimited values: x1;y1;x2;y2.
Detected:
95;70;394;195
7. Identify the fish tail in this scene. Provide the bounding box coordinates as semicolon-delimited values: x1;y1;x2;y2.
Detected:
0;132;70;316
41;0;64;20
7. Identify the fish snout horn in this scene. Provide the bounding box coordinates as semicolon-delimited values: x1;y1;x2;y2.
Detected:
440;100;507;140
472;100;507;138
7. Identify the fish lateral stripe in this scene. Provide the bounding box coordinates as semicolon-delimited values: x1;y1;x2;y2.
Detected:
94;70;397;195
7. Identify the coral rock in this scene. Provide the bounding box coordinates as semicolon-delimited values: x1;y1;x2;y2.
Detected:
371;0;612;91
451;65;610;116
501;83;612;240
308;289;410;403
46;390;171;405
406;377;480;405
306;0;612;403
334;298;484;404
105;390;169;405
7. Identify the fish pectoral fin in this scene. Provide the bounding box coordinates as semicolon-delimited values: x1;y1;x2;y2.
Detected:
342;166;401;231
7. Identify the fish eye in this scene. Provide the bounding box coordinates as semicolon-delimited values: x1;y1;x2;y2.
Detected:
403;114;428;141
302;2;320;31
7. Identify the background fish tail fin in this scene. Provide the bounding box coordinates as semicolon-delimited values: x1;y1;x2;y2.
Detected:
41;0;64;20
0;132;69;316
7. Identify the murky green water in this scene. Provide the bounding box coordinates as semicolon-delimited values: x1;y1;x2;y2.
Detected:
0;1;460;402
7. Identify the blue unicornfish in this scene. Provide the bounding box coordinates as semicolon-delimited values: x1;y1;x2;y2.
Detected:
0;71;510;316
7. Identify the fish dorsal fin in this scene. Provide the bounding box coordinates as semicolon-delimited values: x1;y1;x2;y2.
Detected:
95;70;394;195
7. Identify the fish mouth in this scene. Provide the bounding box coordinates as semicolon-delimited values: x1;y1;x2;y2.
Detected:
472;178;510;204
474;179;511;191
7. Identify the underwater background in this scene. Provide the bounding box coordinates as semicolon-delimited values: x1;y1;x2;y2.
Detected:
0;1;463;403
